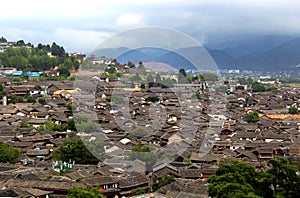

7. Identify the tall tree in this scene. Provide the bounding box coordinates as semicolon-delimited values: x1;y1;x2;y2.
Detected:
267;158;300;197
0;36;7;42
155;73;161;84
146;74;154;88
16;40;25;46
137;61;146;75
178;68;189;84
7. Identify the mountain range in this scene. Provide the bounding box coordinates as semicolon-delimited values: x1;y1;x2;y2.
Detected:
91;36;300;71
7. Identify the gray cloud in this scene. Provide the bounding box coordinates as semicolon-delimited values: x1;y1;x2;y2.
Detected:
1;0;300;52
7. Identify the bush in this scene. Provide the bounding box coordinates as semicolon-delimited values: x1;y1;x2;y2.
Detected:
0;142;21;163
278;102;285;109
51;138;103;164
229;104;236;110
252;82;266;92
245;111;259;123
289;106;299;114
67;186;106;198
183;158;191;163
38;97;46;104
66;103;76;111
9;94;23;104
26;95;36;103
145;96;159;103
131;187;146;196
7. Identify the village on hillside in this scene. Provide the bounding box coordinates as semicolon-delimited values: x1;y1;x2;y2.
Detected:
0;39;300;198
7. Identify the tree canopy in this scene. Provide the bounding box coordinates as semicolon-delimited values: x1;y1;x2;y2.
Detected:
178;68;190;84
0;41;79;76
67;186;106;198
128;146;158;170
51;138;103;164
0;36;7;42
288;106;299;114
208;158;300;198
245;111;259;123
74;115;99;133
0;142;21;163
252;82;266;92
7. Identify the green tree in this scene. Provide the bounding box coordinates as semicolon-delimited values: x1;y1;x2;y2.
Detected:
131;73;141;84
16;40;25;46
145;96;159;103
66;103;77;111
131;187;146;196
137;61;146;74
160;78;176;88
26;95;36;103
75;119;98;133
9;94;23;104
267;158;300;197
252;82;266;92
51;138;101;164
208;160;259;198
128;146;157;170
38;97;46;104
67;186;106;198
155;73;161;84
208;159;300;198
201;72;218;81
229;104;236;110
64;119;76;131
288;106;299;114
74;114;90;123
268;86;278;93
20;121;31;128
183;158;191;163
63;58;73;70
245;111;259;123
9;55;28;70
19;46;30;57
0;142;21;163
0;84;6;96
57;66;70;77
51;42;65;57
178;68;189;84
105;66;116;74
278;102;285;109
127;61;135;68
146;74;154;88
44;120;62;131
132;127;148;138
0;36;7;42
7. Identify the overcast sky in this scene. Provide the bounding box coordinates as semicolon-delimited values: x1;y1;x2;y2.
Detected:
1;0;300;53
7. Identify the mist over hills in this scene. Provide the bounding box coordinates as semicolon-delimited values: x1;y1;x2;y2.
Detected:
91;36;300;71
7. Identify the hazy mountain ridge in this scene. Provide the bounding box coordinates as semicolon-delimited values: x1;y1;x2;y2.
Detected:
92;36;300;71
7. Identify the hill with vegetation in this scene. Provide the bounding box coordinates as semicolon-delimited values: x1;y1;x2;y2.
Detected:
0;37;79;77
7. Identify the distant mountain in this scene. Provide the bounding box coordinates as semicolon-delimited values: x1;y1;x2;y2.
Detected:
90;37;300;71
237;37;300;70
116;48;170;63
211;35;294;57
207;49;238;69
91;47;130;58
